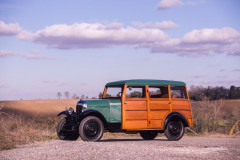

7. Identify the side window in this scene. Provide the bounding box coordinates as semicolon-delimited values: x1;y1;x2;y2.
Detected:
126;86;146;98
105;87;122;99
149;86;169;98
170;86;187;99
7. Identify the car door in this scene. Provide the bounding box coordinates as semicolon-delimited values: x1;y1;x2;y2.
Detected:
122;85;148;130
148;85;171;129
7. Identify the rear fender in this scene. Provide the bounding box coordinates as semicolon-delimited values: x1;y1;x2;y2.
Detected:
164;112;189;129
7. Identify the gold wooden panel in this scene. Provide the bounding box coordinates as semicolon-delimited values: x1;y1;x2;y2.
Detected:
151;110;170;120
125;120;148;129
171;100;190;110
125;100;147;110
125;111;147;120
150;120;163;129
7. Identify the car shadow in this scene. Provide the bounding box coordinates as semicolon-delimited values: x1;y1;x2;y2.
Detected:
99;138;169;142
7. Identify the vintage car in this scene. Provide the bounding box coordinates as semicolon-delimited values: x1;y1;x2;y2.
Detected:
56;79;193;141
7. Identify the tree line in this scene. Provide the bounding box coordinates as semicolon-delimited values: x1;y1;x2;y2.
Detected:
57;91;90;99
189;85;240;101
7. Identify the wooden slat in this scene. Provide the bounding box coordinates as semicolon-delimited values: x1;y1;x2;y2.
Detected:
151;110;170;120
149;101;170;110
125;111;147;120
125;120;148;129
125;100;147;110
150;120;163;129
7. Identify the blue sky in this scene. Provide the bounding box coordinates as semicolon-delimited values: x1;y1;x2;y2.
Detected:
0;0;240;100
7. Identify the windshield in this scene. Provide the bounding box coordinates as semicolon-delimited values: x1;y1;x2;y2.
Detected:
104;86;123;99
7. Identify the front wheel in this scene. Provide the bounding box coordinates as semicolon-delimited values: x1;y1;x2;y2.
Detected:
140;131;158;140
56;118;79;140
164;120;184;141
79;116;104;141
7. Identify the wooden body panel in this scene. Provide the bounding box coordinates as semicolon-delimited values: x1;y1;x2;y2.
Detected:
124;98;148;129
149;99;170;129
121;84;193;130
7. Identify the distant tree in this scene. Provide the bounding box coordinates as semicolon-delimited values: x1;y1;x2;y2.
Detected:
130;91;142;98
64;91;70;99
57;92;62;99
229;86;240;99
72;93;79;99
81;94;85;99
189;85;238;100
98;92;103;99
86;96;89;99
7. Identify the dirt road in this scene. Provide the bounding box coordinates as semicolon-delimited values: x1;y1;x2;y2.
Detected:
0;137;239;160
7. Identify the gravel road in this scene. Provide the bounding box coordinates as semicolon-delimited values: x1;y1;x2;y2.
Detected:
0;136;239;160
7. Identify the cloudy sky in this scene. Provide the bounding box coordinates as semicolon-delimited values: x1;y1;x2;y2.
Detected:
0;0;240;100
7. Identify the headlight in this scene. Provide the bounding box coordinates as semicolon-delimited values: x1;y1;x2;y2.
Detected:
77;100;88;112
67;107;74;115
82;104;87;112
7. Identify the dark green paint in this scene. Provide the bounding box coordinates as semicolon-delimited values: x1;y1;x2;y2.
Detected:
108;99;121;122
106;79;186;87
85;99;122;123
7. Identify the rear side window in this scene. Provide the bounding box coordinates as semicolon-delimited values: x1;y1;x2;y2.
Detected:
170;86;188;99
149;86;169;98
126;86;146;98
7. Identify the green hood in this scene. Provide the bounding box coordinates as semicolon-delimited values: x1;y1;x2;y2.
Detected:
84;99;121;122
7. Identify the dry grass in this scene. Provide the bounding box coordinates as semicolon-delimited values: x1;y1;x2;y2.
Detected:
0;99;79;117
0;104;60;150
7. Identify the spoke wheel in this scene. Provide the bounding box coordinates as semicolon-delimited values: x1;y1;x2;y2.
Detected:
79;116;104;141
56;118;79;140
164;120;184;141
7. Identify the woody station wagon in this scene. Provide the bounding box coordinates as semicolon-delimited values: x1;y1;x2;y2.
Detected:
57;79;193;141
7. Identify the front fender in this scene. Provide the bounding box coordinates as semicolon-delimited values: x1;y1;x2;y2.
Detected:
79;109;107;125
57;110;68;117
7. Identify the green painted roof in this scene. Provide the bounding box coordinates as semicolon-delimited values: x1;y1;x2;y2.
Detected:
105;79;186;86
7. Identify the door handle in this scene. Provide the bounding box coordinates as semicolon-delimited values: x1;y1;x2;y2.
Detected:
124;102;127;104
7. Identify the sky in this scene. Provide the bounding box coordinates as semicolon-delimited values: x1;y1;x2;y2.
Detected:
0;0;240;100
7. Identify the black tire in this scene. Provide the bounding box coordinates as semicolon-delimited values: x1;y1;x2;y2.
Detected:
140;131;158;140
164;120;184;141
79;116;104;141
56;118;79;140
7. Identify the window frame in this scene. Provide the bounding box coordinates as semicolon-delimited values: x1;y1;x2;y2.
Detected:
170;85;188;99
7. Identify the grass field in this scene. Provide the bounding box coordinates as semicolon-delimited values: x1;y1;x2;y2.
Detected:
0;99;239;150
0;99;79;117
1;99;240;116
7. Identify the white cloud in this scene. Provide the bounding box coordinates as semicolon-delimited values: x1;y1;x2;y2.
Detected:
0;21;21;36
0;84;9;89
23;53;54;60
0;49;53;60
1;20;240;57
19;22;240;56
182;27;240;44
0;50;19;57
132;21;179;30
157;0;204;9
29;23;168;49
157;0;183;9
139;27;240;56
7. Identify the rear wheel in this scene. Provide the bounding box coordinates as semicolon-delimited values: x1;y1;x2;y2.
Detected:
56;118;79;140
164;120;184;141
140;131;158;140
79;116;104;141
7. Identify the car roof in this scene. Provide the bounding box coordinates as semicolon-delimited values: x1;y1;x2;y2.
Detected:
105;79;186;87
